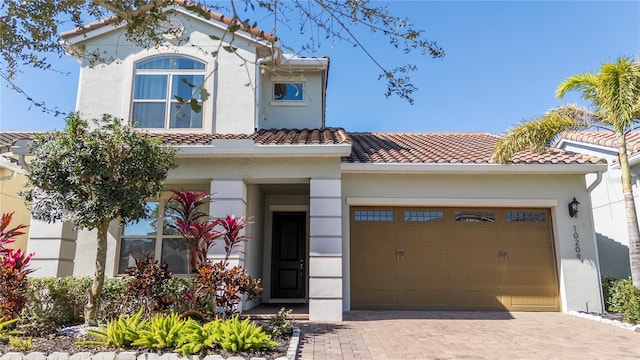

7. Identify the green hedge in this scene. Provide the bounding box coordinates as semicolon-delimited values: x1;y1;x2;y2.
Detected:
18;277;193;336
602;276;640;324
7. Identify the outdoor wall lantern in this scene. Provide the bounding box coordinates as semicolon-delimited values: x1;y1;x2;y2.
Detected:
568;197;580;218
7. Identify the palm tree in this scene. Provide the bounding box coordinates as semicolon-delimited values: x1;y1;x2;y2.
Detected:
493;56;640;285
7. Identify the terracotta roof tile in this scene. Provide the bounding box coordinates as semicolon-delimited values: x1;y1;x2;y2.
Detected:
0;131;37;153
60;0;277;42
0;129;604;165
148;128;350;146
560;130;640;155
344;132;605;165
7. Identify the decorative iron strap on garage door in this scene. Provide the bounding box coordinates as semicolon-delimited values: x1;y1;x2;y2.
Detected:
350;207;559;311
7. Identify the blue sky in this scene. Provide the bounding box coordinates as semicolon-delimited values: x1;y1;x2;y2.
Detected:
1;1;638;134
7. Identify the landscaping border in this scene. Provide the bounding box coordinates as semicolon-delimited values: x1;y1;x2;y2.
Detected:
0;328;301;360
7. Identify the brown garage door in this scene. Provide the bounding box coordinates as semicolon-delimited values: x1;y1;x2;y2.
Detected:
350;207;560;311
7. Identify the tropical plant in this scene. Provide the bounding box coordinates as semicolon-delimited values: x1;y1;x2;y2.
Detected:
167;190;262;318
193;261;263;319
0;317;21;342
79;308;146;348
216;315;276;352
8;336;32;351
132;312;190;350
0;212;28;252
493;56;640;285
124;257;174;315
0;213;33;320
22;112;176;324
167;190;223;272
175;318;223;355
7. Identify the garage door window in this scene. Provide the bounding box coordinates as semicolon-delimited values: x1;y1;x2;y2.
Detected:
354;210;393;221
454;210;495;222
404;210;443;222
505;211;545;223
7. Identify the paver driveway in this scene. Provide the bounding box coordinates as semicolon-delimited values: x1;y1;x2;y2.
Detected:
296;311;640;359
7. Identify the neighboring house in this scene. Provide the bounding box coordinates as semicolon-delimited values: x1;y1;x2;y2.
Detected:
0;132;35;251
557;131;640;279
3;3;610;321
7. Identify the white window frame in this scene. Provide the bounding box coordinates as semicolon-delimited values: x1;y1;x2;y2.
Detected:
117;199;189;275
131;56;207;129
270;76;307;106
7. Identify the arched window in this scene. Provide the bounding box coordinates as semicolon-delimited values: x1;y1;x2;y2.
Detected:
132;55;206;129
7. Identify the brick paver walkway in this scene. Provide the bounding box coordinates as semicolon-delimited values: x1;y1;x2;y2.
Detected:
296;311;640;359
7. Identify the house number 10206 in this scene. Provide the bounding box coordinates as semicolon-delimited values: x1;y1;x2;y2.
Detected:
573;225;581;260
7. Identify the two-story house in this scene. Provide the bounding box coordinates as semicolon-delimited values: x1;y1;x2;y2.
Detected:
9;3;611;321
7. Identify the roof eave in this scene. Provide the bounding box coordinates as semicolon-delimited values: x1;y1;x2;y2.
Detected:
340;162;608;175
61;6;274;47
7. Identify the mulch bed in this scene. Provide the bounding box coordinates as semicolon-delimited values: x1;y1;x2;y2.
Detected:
0;326;290;359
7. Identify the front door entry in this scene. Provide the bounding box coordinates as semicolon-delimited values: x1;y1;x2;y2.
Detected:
271;212;306;299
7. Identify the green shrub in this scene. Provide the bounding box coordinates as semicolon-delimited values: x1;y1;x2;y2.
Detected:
601;276;619;312
20;277;90;335
19;276;193;335
268;307;293;339
603;277;640;324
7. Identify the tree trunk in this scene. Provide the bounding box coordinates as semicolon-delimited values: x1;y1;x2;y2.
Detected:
84;220;110;325
616;131;640;287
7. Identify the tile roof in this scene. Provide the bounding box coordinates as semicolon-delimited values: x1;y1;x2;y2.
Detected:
60;0;277;42
0;129;605;165
345;132;605;165
0;131;36;154
560;130;640;155
151;128;350;145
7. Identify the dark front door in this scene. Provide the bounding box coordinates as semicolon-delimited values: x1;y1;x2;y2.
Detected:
271;212;306;299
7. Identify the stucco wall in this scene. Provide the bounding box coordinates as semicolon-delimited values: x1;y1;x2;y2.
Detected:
0;168;29;251
562;142;635;279
74;12;257;134
170;156;342;180
341;172;604;314
258;72;324;130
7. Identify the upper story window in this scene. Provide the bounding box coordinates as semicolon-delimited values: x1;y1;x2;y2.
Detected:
132;56;206;129
273;83;303;101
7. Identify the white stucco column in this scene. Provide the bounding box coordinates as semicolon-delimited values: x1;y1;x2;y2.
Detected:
209;179;247;267
26;218;77;277
309;178;343;321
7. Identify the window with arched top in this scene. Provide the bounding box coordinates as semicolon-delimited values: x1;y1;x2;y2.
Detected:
132;55;206;129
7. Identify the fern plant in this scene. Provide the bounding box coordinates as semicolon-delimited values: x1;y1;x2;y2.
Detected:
9;336;32;351
175;318;223;355
218;315;276;352
0;317;21;342
132;312;189;350
78;308;146;347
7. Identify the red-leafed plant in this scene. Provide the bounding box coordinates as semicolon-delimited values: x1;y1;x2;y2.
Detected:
167;190;262;319
167;190;224;271
0;212;32;320
124;257;174;315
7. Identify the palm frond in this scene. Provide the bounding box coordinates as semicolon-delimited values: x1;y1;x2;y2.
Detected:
556;72;598;101
597;57;640;131
493;105;592;164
